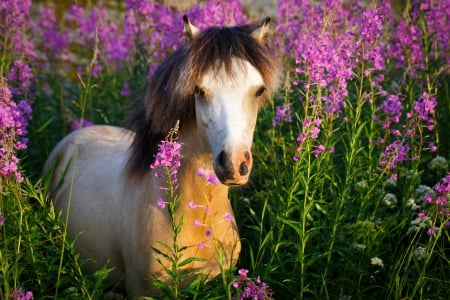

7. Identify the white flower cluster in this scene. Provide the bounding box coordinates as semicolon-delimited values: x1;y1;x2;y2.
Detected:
370;257;384;267
413;246;427;261
427;156;448;172
382;193;397;208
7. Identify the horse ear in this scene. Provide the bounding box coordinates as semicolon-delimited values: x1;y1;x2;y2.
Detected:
183;15;200;43
251;17;273;44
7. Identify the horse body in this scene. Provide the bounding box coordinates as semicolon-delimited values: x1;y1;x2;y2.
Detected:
47;125;237;295
45;17;280;298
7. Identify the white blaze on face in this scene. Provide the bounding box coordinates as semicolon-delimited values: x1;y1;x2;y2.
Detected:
195;58;265;185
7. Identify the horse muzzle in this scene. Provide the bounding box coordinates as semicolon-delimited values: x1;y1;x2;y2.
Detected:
214;149;253;185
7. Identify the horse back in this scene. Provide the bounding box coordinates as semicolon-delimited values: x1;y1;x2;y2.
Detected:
44;125;134;284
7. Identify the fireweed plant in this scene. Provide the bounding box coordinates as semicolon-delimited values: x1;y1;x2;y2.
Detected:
0;0;450;298
1;0;35;298
147;124;273;299
241;0;450;298
2;1;113;299
147;122;201;299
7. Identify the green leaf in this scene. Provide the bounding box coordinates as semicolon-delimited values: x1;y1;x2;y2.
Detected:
178;256;205;268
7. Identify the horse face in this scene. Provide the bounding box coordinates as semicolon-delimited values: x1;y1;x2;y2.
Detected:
195;58;265;185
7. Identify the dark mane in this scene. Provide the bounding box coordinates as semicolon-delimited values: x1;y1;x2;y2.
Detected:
126;22;281;177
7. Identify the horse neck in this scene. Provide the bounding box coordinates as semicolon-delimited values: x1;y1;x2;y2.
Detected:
175;131;231;226
172;136;239;269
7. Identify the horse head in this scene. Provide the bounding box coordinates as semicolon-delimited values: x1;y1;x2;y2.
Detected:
183;16;279;185
128;16;280;186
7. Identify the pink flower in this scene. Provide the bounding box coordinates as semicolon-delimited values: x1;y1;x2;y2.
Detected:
11;289;33;300
121;82;131;97
156;198;167;209
296;132;307;144
193;220;209;228
272;103;292;126
428;142;437;152
436;196;447;206
379;140;410;170
196;168;205;177
418;212;426;220
150;134;182;185
312;144;325;157
423;194;433;204
197;168;219;185
71;118;94;130
238;268;249;280
310;126;320;139
0;83;30;182
224;213;233;222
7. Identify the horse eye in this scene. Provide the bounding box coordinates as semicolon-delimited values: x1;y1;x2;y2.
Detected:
255;86;266;97
194;86;206;97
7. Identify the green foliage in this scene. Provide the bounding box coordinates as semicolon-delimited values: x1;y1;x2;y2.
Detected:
0;178;111;299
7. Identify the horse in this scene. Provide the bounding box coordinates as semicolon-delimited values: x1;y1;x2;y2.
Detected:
44;15;280;298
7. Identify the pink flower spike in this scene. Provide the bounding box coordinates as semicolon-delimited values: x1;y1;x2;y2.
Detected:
197;242;205;249
427;227;435;235
188;202;197;209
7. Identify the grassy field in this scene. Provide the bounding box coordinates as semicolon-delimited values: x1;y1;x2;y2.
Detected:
1;0;450;299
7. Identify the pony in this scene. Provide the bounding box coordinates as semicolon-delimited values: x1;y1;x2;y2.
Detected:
44;15;280;298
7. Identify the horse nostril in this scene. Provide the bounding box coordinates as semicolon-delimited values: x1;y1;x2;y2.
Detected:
244;151;250;161
218;151;226;168
217;151;234;179
239;161;249;176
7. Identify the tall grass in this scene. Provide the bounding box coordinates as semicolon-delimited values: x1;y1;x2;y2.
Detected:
1;0;450;299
